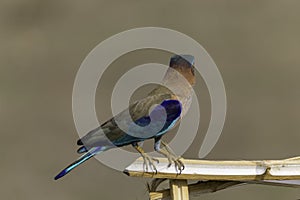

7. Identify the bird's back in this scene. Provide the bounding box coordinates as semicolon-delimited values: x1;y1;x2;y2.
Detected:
77;85;178;150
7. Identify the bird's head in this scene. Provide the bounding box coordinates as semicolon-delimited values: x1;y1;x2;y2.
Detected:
168;54;195;86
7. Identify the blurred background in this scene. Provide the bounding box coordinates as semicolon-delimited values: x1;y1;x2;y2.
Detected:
1;0;300;199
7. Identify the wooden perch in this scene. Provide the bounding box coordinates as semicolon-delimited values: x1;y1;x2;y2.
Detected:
124;156;300;181
124;156;300;200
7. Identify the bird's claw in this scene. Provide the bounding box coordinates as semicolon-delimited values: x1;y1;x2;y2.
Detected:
142;154;159;174
159;141;185;174
166;156;185;174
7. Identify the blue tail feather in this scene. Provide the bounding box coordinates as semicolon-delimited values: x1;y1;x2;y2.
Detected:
54;146;103;180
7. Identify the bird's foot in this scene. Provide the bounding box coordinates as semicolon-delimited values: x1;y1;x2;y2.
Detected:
141;153;159;174
166;155;185;174
160;141;185;174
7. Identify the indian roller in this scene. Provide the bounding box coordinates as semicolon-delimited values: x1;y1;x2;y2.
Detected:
54;54;196;180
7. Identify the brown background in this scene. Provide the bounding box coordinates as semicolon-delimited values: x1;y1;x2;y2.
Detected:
1;0;300;199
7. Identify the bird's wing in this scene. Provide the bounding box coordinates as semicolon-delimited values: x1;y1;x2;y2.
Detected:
77;90;178;149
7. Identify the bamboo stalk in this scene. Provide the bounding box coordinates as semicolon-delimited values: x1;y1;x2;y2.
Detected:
124;156;300;181
169;179;189;200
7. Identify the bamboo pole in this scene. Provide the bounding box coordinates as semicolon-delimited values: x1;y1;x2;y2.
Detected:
124;156;300;181
169;179;189;200
124;156;300;200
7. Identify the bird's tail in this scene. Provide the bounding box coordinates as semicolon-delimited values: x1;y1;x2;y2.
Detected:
54;146;104;180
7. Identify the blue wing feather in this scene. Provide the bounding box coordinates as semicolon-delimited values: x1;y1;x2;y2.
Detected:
112;99;181;146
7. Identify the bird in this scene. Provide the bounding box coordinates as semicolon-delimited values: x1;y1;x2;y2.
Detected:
54;54;196;180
